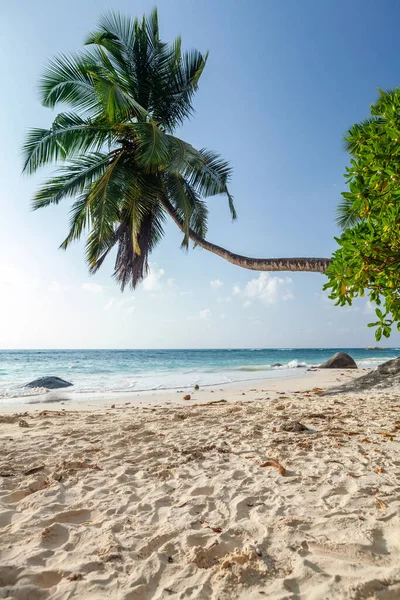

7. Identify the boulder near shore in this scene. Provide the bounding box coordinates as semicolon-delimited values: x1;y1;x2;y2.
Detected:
323;356;400;395
319;352;357;369
25;376;73;389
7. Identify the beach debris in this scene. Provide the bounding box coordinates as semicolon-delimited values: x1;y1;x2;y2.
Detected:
375;467;384;474
167;556;174;563
298;439;312;450
281;420;308;433
0;415;21;424
199;519;223;533
18;419;29;428
0;471;14;477
203;399;227;405
67;574;84;582
25;376;73;389
24;465;45;476
375;497;387;509
306;413;327;419
312;387;324;394
183;394;191;400
111;404;116;409
259;459;286;475
194;384;200;391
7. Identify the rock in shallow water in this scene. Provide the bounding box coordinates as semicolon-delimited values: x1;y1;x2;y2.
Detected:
25;377;73;389
319;352;357;369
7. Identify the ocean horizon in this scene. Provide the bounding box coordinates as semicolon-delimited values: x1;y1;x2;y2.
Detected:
0;347;398;403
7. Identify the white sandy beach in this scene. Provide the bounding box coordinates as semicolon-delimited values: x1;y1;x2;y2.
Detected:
1;368;400;599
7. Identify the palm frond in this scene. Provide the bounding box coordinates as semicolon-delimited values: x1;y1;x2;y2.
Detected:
336;197;361;229
112;207;165;290
163;174;194;247
22;113;113;174
32;152;111;209
39;52;99;112
60;193;93;249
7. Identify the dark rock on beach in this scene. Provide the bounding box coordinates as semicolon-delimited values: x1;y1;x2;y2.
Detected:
319;352;357;369
272;363;282;367
25;376;73;390
323;356;400;395
281;420;309;432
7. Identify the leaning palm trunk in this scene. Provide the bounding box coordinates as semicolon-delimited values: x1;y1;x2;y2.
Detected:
160;198;330;273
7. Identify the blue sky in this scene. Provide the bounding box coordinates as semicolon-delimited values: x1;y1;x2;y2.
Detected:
1;0;399;349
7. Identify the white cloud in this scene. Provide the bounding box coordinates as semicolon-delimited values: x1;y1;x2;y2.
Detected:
104;296;135;314
142;264;165;292
364;301;375;314
233;284;241;295
342;305;360;313
1;265;39;292
48;281;74;293
244;273;293;305
199;308;212;320
217;295;232;304
117;298;135;313
104;299;114;311
188;308;212;321
82;282;103;294
210;279;223;289
48;281;61;292
243;300;252;308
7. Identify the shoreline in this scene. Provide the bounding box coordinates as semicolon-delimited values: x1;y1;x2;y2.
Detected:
0;368;364;413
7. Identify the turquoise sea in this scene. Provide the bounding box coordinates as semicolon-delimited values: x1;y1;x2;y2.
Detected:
0;348;398;403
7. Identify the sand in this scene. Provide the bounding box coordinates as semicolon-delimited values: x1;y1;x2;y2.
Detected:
1;369;400;599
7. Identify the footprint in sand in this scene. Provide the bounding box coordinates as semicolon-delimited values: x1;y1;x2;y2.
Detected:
52;508;91;524
2;490;27;504
26;550;53;566
40;523;69;548
190;486;214;496
0;565;22;586
0;510;14;528
32;571;63;589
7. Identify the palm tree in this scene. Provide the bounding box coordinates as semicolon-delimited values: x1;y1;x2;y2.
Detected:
23;10;330;290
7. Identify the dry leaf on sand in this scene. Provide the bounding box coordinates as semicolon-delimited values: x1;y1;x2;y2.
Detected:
260;460;286;475
376;497;387;509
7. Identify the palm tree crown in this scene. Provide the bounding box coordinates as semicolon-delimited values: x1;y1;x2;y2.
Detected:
23;10;236;289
